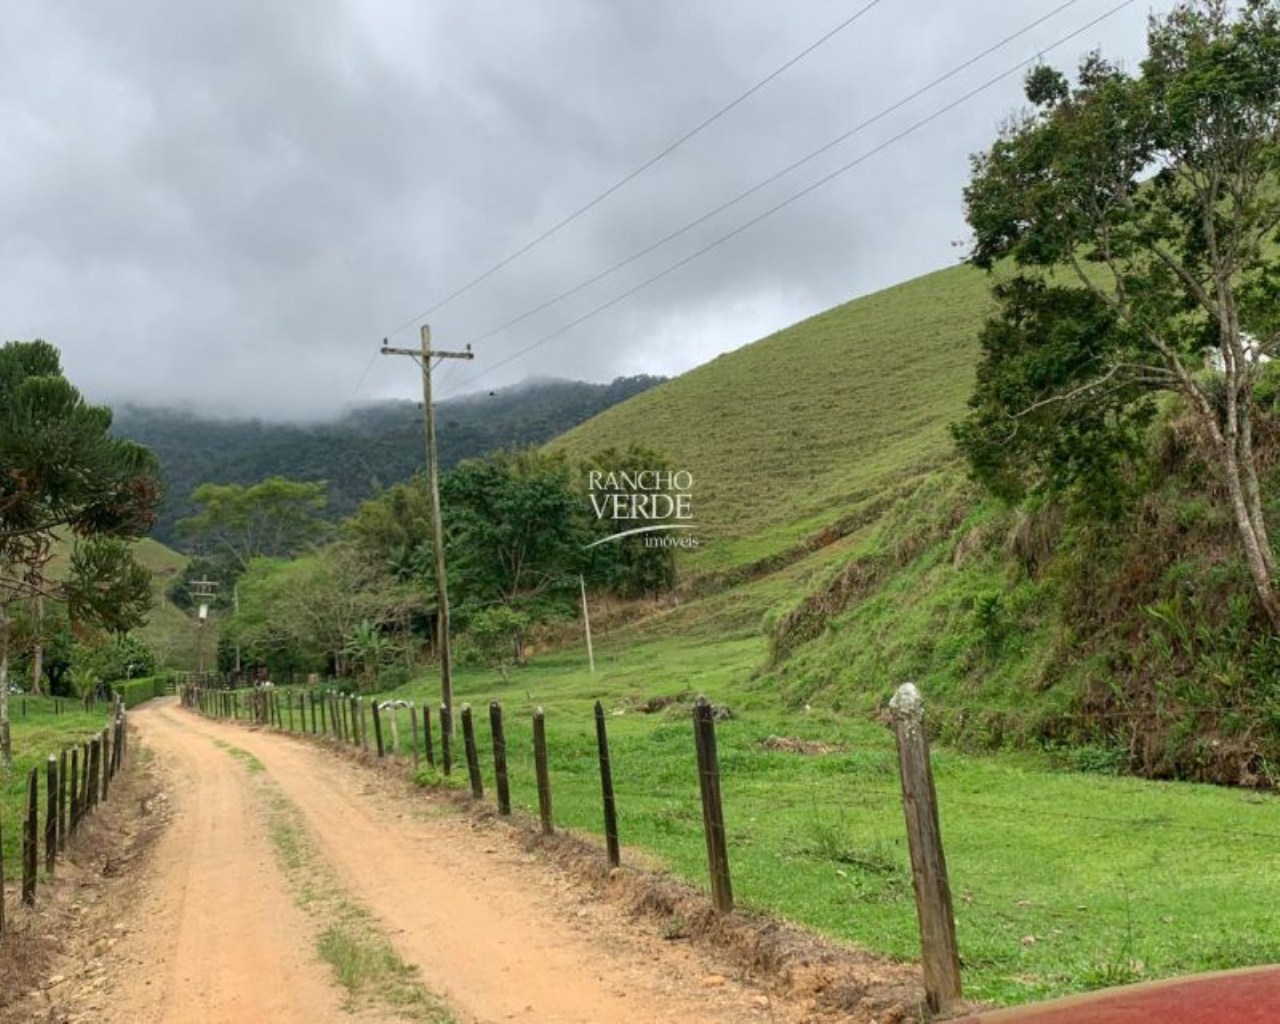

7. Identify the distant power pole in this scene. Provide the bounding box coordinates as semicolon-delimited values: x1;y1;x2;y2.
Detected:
382;326;473;729
189;578;219;677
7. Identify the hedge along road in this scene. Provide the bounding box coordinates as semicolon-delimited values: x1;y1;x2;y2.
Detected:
96;699;794;1024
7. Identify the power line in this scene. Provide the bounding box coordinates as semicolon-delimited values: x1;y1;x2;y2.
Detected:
456;0;1083;354
380;0;888;338
337;348;382;420
439;0;1139;399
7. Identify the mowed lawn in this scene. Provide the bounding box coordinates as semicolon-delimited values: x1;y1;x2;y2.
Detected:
373;633;1280;1006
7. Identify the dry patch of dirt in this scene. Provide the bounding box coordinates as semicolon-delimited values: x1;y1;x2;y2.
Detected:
759;736;846;756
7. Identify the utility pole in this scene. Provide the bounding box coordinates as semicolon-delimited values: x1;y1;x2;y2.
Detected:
580;574;595;673
233;585;242;679
189;578;219;679
382;326;473;729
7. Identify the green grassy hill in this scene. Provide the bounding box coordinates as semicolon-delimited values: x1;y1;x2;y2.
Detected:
551;258;1280;787
554;264;992;573
48;536;196;672
131;538;198;671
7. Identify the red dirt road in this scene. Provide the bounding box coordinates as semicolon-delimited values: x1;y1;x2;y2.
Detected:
950;965;1280;1023
95;700;809;1024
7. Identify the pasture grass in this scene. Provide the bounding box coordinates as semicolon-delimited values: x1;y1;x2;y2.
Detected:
0;696;117;871
381;638;1280;1006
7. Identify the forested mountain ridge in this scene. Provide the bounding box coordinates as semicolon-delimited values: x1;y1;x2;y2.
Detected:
115;376;664;547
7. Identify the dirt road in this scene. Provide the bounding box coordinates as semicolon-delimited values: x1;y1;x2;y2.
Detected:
77;699;822;1024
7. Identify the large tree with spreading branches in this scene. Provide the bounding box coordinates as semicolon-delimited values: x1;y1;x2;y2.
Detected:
956;0;1280;625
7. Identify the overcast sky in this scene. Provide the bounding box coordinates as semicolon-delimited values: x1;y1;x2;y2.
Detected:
0;0;1176;420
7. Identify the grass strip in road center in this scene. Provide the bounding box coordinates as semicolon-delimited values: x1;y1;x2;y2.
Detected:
215;741;454;1023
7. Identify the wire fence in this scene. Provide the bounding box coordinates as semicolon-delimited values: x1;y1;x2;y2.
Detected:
0;698;130;934
177;676;1280;1013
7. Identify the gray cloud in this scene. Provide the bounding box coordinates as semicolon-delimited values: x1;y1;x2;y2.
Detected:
0;0;1171;419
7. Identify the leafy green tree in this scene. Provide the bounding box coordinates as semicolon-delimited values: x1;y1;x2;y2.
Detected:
343;476;435;586
579;444;679;598
178;476;329;572
461;605;531;682
72;634;157;689
0;339;159;766
9;601;76;695
442;449;587;606
956;0;1280;624
226;544;419;682
343;618;397;689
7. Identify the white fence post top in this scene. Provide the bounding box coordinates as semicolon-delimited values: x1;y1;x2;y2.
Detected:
889;682;924;721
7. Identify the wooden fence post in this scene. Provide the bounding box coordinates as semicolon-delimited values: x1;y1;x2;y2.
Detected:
461;705;483;798
440;705;452;775
0;814;6;934
490;701;510;815
410;706;421;769
287;692;295;732
78;742;87;819
45;755;57;876
890;683;961;1015
422;705;435;768
372;701;385;757
89;737;101;811
99;731;108;802
594;701;620;868
69;747;80;834
58;748;68;851
81;740;90;816
101;730;112;802
23;769;38;906
533;707;553;835
693;697;733;913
